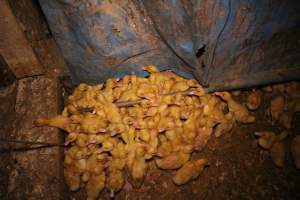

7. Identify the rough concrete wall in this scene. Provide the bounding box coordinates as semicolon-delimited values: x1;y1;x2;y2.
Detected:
7;0;69;77
6;0;50;42
0;54;16;87
6;77;65;200
0;0;68;79
0;0;44;78
0;83;17;200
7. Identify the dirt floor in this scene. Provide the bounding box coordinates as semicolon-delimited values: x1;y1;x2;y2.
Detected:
62;81;300;200
0;79;299;200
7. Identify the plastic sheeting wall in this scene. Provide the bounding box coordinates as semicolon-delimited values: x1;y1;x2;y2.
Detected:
39;0;300;91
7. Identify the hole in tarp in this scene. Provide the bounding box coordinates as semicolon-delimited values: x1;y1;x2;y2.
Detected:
196;45;206;58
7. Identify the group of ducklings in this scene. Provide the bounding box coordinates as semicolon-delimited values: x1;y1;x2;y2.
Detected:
253;82;300;168
38;65;300;200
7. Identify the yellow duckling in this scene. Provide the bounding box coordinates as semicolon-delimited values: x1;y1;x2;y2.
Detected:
85;172;106;200
215;92;255;123
155;152;190;170
172;158;207;185
34;115;70;130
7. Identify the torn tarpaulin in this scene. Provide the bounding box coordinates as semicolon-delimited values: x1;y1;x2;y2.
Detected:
39;0;300;90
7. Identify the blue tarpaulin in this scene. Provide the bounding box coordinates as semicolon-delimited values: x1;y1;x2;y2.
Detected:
39;0;300;90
